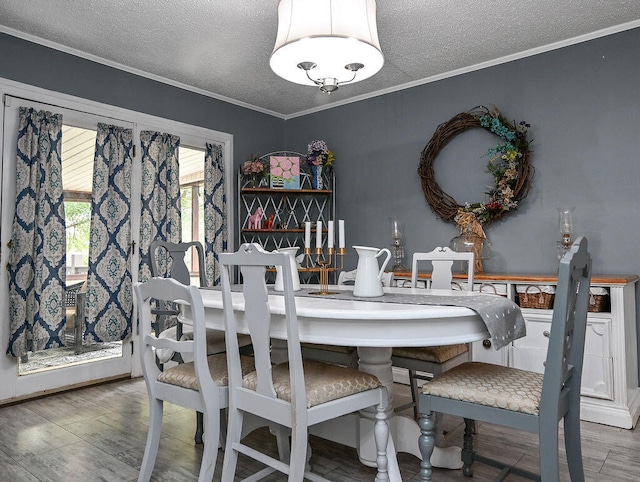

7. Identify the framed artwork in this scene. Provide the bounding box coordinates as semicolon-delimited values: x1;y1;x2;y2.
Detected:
270;155;300;189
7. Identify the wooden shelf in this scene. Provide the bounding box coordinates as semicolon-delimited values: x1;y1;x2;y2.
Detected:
241;188;332;194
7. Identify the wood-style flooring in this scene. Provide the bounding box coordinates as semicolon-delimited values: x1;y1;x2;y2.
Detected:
0;377;637;481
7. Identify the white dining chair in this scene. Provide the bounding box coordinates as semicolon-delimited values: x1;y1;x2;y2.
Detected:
134;277;254;482
418;237;592;481
219;243;390;481
392;247;474;419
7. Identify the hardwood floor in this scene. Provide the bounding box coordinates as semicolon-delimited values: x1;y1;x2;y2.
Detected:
0;377;637;481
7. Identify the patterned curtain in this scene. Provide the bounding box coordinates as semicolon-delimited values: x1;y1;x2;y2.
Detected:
138;131;181;282
7;107;66;358
84;123;133;343
203;142;227;287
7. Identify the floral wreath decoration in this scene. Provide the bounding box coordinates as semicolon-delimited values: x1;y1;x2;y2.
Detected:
418;106;533;230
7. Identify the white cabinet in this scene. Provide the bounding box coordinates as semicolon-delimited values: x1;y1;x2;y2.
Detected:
392;271;640;429
511;313;614;401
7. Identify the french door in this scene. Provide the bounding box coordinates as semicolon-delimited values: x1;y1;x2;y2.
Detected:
0;95;134;400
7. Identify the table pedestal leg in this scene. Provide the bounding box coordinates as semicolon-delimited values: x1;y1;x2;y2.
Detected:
357;347;463;470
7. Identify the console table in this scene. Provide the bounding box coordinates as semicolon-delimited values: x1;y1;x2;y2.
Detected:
392;272;640;429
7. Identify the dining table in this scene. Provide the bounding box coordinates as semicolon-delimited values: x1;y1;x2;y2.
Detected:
197;284;525;481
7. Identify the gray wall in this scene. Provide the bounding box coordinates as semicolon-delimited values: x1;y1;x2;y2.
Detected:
3;29;636;274
285;28;640;279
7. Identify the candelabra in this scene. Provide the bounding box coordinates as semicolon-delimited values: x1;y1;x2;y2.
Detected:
301;220;346;295
301;246;346;295
390;219;405;272
556;207;575;260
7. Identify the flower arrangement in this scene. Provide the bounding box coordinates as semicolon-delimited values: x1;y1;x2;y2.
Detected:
306;140;335;167
241;154;266;176
456;109;531;225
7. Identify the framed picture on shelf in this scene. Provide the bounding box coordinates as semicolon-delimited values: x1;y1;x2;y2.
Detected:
270;155;300;189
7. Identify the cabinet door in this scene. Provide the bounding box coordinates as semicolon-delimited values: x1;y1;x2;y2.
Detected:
511;313;614;400
470;339;507;365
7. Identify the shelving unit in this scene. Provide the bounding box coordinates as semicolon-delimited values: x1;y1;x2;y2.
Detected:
237;151;336;283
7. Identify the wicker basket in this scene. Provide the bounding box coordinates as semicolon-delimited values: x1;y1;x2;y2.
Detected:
588;287;609;312
475;283;508;297
517;285;555;309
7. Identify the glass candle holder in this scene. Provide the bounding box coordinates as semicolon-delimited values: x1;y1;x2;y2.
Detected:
556;206;575;260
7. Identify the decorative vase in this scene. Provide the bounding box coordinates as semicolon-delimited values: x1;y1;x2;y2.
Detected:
311;165;323;190
449;224;491;273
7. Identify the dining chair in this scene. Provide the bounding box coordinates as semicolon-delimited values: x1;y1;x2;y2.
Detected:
149;240;228;444
219;243;390;481
418;237;592;481
134;277;255;482
392;247;475;419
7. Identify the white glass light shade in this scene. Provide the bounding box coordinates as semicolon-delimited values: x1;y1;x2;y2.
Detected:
270;0;384;88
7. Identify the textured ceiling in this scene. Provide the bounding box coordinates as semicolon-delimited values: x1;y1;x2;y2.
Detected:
1;1;640;118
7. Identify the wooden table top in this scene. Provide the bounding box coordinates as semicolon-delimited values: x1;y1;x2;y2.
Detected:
391;271;639;286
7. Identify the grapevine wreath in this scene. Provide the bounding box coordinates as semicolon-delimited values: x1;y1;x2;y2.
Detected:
418;106;533;227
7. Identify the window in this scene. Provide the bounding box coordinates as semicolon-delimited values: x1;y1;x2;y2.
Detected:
61;125;95;286
179;145;206;281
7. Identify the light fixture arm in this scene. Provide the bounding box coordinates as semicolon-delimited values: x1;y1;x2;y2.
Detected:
297;62;364;94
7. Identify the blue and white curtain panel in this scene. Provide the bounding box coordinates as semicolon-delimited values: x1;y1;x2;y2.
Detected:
84;123;133;343
203;142;227;287
138;131;181;283
7;107;67;358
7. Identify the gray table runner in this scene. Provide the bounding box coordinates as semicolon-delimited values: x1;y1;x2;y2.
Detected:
294;288;526;350
211;285;526;350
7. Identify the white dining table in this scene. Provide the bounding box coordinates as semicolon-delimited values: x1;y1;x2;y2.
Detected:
197;285;502;481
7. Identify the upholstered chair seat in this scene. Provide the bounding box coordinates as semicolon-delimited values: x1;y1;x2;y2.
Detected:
421;361;543;415
158;353;255;390
243;359;382;408
392;344;468;364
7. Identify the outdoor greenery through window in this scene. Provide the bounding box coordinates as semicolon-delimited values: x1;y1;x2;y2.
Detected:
177;145;206;284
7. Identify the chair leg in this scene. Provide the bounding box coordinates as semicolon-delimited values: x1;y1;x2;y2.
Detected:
219;408;228;449
197;408;219;482
138;398;164;482
195;411;204;444
418;411;435;481
409;369;420;419
272;423;291;463
539;417;560;481
564;408;585;482
374;403;390;482
221;407;243;481
288;417;308;481
462;418;474;477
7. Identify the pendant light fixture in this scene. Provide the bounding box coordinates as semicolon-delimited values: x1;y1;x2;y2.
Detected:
270;0;384;94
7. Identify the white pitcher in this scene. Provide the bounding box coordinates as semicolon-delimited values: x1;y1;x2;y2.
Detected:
274;247;301;292
352;245;391;297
